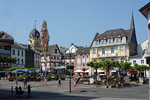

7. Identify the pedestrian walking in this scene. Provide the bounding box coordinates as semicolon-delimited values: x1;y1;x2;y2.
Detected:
57;79;61;88
23;78;27;89
27;84;31;97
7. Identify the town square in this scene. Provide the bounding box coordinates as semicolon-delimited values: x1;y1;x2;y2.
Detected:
0;0;150;100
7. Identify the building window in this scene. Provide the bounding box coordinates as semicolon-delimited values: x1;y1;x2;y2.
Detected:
93;48;95;54
141;60;144;64
109;38;113;43
99;40;101;44
13;50;15;55
18;50;20;56
83;55;84;59
18;59;20;64
133;60;136;64
78;55;80;59
97;49;99;55
120;45;123;52
116;37;121;42
121;58;124;62
55;49;57;54
87;55;88;58
22;51;23;57
96;41;99;45
111;48;114;53
83;63;85;67
125;45;127;52
102;39;106;44
102;48;105;54
22;59;23;65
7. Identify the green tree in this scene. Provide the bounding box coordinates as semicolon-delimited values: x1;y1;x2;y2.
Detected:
11;58;17;64
113;61;123;85
122;62;132;76
102;60;114;87
134;63;141;77
135;65;149;78
87;61;103;83
141;65;149;77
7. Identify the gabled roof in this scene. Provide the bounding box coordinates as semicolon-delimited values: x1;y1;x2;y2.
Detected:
64;53;75;59
47;44;63;55
0;31;14;45
75;47;90;55
90;32;99;47
90;14;137;47
91;28;129;44
11;42;25;50
129;55;143;58
0;31;14;40
139;2;150;19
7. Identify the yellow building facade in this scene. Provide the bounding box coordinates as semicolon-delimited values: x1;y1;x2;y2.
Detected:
89;15;138;75
90;45;129;62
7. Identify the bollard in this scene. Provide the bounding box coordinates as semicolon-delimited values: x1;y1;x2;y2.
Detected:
11;86;13;96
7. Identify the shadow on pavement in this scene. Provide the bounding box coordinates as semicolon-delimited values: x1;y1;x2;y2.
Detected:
0;89;98;100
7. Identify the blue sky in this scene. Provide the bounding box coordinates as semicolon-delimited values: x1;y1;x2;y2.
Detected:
0;0;149;48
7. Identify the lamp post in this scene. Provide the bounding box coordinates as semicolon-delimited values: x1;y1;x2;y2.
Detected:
69;47;74;93
69;53;72;93
16;68;18;86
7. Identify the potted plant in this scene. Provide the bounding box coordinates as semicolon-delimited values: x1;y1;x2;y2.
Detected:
18;75;24;82
9;77;14;81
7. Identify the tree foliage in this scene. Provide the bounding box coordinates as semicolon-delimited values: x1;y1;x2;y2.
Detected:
59;46;69;54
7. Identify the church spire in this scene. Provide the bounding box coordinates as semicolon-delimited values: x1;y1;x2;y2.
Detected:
33;20;37;29
130;12;135;29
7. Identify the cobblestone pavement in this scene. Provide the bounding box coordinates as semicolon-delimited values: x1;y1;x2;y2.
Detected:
0;79;148;100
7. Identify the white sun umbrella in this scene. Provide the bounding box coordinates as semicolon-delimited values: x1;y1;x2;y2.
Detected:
74;69;83;73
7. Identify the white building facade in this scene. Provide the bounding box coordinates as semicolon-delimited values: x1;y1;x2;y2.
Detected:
129;40;149;77
11;42;25;67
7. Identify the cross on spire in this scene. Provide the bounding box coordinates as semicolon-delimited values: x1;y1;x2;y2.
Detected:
34;20;37;29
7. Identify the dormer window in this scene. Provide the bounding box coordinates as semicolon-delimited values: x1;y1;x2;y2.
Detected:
102;39;106;44
96;40;99;45
116;37;122;42
109;38;114;43
99;40;101;44
116;35;122;42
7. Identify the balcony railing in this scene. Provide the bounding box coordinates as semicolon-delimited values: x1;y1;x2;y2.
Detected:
97;53;118;57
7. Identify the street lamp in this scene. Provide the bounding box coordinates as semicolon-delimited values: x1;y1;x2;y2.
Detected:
16;68;18;85
69;53;72;93
68;48;74;93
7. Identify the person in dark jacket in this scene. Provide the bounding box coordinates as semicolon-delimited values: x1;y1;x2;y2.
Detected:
57;79;61;88
27;84;31;97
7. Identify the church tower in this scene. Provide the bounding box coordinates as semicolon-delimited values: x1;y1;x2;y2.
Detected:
128;13;138;56
28;21;41;52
